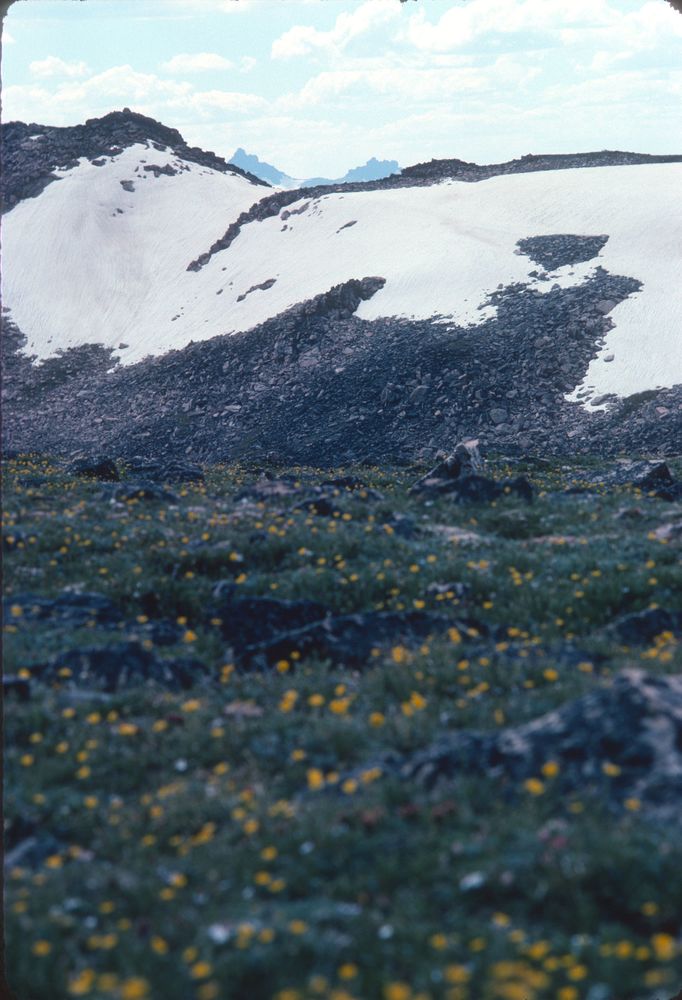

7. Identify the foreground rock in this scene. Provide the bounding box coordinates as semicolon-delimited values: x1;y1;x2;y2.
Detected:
410;442;533;504
614;607;680;645
3;591;122;627
595;460;682;500
396;670;682;821
239;610;464;670
68;455;120;481
29;642;209;692
409;440;482;494
216;592;328;653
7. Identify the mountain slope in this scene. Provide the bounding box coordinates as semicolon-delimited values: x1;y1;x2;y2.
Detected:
4;126;681;403
181;162;682;404
2;116;272;363
2;112;682;463
1;109;268;210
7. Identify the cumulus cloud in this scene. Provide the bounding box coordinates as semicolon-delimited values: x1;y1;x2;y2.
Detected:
169;88;268;116
400;0;682;55
3;65;266;126
272;0;399;59
161;52;234;73
279;64;487;108
29;56;90;78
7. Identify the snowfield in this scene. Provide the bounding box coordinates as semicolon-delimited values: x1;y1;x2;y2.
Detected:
3;142;681;403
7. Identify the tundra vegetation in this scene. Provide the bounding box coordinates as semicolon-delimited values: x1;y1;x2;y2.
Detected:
3;452;682;1000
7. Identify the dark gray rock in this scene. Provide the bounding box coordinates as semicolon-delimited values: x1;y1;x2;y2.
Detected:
68;455;120;481
614;608;679;645
216;592;328;654
395;670;682;821
3;591;122;627
410;441;482;495
30;641;209;691
241;610;469;670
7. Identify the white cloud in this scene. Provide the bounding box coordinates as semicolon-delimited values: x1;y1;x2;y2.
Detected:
162;52;234;73
29;56;90;79
169;88;268;116
401;0;622;52
4;29;16;44
279;64;487;108
4;62;268;129
401;0;682;56
272;0;400;59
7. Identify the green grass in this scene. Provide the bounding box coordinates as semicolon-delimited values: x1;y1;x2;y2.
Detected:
3;453;682;1000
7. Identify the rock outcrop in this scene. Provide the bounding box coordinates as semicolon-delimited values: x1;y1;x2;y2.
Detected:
392;670;682;822
1;108;267;211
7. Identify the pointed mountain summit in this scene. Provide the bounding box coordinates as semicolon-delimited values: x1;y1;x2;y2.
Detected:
228;147;294;188
228;148;400;189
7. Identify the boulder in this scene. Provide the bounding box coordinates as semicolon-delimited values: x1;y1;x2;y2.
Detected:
3;591;122;627
240;610;468;670
68;455;120;481
614;607;678;645
216;592;328;654
397;670;682;821
29;641;208;691
409;440;482;495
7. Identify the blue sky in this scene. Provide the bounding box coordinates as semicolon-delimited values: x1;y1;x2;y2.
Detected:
3;0;681;176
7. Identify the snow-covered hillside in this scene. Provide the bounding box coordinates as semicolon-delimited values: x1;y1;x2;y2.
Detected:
3;148;681;403
2;141;268;358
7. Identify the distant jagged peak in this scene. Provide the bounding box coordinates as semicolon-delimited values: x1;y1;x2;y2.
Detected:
229;147;293;187
228;147;402;189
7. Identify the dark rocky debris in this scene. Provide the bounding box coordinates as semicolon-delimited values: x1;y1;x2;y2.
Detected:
3;591;123;627
29;641;209;692
239;610;459;671
1;109;268;211
516;234;609;271
8;267;680;464
68;455;120;481
392;670;682;821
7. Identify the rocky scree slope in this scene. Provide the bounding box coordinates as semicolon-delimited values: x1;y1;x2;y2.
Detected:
4;263;681;465
0;108;268;211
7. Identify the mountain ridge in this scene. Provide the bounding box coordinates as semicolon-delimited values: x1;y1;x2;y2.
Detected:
2;109;681;464
0;108;269;212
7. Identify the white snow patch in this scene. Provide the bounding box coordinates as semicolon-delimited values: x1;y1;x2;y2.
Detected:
3;157;681;402
2;143;268;364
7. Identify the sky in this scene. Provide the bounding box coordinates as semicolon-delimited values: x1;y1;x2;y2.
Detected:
2;0;681;176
